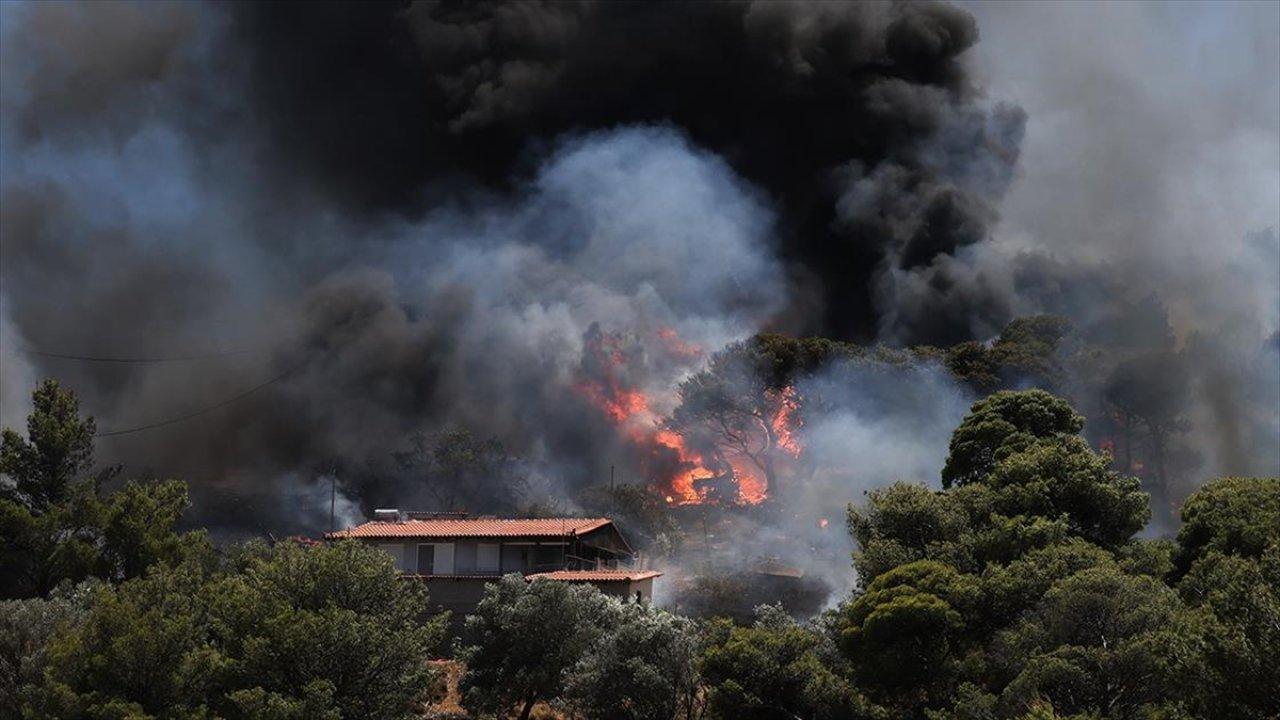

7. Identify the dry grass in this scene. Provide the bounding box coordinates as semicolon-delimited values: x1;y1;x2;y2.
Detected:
422;660;567;720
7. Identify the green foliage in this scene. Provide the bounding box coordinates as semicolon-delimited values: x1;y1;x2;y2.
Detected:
561;604;702;720
1;376;1272;720
992;566;1202;719
943;316;1072;394
943;390;1084;488
29;540;445;720
1;381;196;598
1172;477;1280;718
982;436;1149;547
1114;538;1175;578
701;607;872;720
0;479;195;598
839;562;978;710
458;575;620;720
835;391;1273;719
0;379;97;513
979;539;1115;629
850;429;1146;584
752;333;863;387
0;581;101;718
848;483;973;583
1174;476;1280;573
208;540;447;719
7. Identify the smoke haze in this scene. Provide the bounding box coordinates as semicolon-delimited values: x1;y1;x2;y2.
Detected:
0;1;1276;540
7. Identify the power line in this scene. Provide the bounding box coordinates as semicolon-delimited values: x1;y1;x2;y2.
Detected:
94;364;300;437
6;346;248;363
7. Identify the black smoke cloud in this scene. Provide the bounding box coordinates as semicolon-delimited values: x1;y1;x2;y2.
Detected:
234;0;1024;341
1;1;1274;537
0;0;1023;532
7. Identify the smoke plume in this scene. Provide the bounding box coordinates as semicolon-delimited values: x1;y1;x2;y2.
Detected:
0;0;1276;541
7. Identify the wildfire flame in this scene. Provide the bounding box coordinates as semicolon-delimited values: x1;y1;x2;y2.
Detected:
771;385;802;457
574;326;802;506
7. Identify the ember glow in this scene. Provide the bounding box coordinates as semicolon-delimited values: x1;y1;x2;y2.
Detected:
576;327;802;506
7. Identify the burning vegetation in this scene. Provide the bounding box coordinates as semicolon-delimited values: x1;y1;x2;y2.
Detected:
575;324;804;506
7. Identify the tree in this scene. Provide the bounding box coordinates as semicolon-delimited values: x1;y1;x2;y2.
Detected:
992;566;1202;719
982;436;1149;548
942;390;1084;488
0;580;100;718
664;341;796;501
1173;476;1280;574
1;380;195;598
942;316;1072;394
1103;351;1191;508
30;539;445;719
208;540;447;719
700;606;873;720
1175;546;1280;719
838;561;979;713
458;575;620;720
562;604;703;720
0;379;97;513
577;482;681;556
0;478;194;598
393;428;527;512
1172;477;1280;719
836;390;1278;719
846;482;973;584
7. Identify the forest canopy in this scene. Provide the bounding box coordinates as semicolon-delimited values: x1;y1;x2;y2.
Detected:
1;377;1276;719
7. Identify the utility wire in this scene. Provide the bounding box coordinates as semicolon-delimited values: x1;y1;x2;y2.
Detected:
94;363;301;437
6;346;247;363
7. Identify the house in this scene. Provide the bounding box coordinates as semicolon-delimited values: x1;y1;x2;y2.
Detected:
325;511;661;623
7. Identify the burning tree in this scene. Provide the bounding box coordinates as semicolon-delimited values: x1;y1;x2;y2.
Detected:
663;340;802;504
572;326;802;506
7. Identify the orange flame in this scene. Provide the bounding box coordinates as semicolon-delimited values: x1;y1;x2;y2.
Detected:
575;327;803;507
656;326;703;361
770;385;802;457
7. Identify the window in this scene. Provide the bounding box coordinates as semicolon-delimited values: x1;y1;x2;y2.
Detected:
417;544;435;575
454;542;478;573
501;544;530;572
478;543;500;573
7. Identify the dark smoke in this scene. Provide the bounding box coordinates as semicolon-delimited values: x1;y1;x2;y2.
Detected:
0;0;1275;540
234;0;1024;341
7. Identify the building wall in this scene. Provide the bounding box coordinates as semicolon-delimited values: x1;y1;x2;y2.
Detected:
589;578;655;603
367;539;570;575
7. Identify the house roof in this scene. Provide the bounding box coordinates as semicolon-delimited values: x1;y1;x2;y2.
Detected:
526;570;663;582
325;517;613;540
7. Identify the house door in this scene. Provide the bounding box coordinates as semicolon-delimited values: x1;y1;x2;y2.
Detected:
417;544;435;575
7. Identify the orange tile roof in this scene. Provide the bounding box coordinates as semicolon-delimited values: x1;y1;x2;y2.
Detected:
526;570;663;582
326;517;613;540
